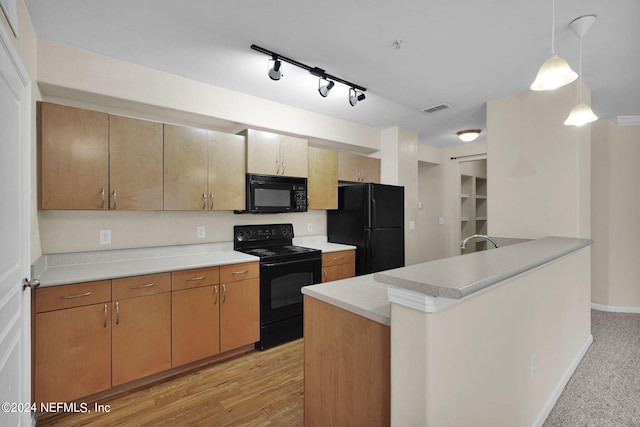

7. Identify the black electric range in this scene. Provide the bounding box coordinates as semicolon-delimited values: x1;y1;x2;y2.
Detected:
234;224;322;349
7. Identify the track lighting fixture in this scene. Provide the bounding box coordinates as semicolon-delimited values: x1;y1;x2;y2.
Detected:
318;78;334;97
349;88;365;106
268;57;282;81
251;44;366;105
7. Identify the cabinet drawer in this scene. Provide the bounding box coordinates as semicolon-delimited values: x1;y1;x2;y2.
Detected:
172;267;220;291
322;250;355;268
35;280;111;313
220;262;259;283
112;273;171;300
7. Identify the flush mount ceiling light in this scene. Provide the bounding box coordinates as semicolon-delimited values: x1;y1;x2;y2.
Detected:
318;78;335;97
456;129;482;142
268;57;282;81
564;14;598;126
349;87;366;106
530;0;578;91
250;44;367;105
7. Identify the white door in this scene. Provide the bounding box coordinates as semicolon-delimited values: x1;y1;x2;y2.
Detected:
0;21;33;427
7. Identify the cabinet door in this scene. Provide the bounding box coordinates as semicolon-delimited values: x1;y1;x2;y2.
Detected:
322;264;356;282
109;115;164;210
34;303;111;404
363;156;381;183
39;102;109;209
208;132;246;210
220;278;259;352
308;146;337;209
279;135;308;178
172;285;220;367
337;152;365;182
112;292;171;386
164;124;209;210
244;129;280;175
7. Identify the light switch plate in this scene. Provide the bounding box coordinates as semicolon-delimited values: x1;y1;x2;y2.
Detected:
307;223;313;232
197;226;206;239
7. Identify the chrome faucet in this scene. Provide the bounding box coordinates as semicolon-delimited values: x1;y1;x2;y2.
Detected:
461;234;499;249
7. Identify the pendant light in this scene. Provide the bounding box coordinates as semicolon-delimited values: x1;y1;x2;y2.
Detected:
564;15;598;126
530;0;578;91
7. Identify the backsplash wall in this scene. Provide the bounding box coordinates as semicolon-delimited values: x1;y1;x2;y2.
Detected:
38;209;327;254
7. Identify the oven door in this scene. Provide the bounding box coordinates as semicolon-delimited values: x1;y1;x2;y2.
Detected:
260;256;321;325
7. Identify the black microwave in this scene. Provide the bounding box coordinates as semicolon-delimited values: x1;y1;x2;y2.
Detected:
236;174;308;214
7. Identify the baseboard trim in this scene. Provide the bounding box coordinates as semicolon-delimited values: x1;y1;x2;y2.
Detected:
591;303;640;313
531;334;593;427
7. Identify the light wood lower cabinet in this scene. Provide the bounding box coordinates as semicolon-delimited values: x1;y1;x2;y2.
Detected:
34;280;112;405
219;263;260;353
322;250;356;282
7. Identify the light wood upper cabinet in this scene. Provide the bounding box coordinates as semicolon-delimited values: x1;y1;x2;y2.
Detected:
208;131;246;210
307;146;338;210
242;129;308;177
39;102;109;210
109;115;164;210
338;152;380;183
164;124;245;210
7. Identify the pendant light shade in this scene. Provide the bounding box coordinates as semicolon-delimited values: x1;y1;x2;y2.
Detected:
564;102;598;126
564;15;598;126
530;0;578;91
530;54;578;91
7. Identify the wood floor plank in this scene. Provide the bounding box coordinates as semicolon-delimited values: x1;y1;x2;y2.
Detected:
36;339;303;427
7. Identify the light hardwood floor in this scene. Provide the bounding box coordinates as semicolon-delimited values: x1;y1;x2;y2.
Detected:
36;339;304;426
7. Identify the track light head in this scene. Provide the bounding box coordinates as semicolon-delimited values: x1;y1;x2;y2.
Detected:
318;79;335;97
268;58;282;81
349;88;366;106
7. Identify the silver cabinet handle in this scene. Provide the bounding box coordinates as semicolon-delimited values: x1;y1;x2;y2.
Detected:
323;269;327;280
333;256;345;261
112;189;117;210
209;193;214;210
101;187;105;208
202;192;207;210
231;270;249;275
60;291;92;299
115;301;119;325
129;282;156;290
104;304;108;328
281;161;285;175
222;284;226;303
186;276;206;281
276;160;280;175
214;285;218;304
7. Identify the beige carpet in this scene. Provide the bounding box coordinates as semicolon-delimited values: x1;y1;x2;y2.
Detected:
544;309;640;426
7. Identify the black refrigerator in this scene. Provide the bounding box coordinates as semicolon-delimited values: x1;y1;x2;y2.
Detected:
327;183;405;276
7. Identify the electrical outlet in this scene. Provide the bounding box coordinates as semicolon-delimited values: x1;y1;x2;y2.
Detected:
438;217;444;225
409;220;415;230
99;229;111;245
417;201;423;209
307;223;313;232
197;226;206;239
531;353;537;377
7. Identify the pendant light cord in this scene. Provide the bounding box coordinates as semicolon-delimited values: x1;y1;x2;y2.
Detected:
551;0;556;54
578;35;583;101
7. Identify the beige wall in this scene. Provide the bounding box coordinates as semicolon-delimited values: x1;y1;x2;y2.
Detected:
591;120;640;308
391;248;592;426
487;80;591;239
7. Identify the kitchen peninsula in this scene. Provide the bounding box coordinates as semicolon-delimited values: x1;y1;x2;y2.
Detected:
302;236;592;427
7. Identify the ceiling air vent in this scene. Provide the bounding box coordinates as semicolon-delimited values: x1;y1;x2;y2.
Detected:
422;103;451;114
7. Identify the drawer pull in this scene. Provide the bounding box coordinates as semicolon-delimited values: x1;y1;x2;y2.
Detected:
333;256;345;261
59;291;93;299
222;284;226;303
186;276;207;281
214;285;218;304
130;282;156;290
116;301;119;325
231;270;249;275
104;304;108;328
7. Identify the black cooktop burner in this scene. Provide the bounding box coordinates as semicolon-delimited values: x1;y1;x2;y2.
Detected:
234;224;321;262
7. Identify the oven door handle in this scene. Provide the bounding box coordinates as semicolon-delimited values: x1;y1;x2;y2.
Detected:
262;258;319;268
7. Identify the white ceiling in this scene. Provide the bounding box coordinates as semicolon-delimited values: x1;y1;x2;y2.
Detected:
24;0;640;148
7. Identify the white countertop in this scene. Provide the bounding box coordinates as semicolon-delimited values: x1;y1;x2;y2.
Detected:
302;275;390;326
33;236;356;288
374;236;592;299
